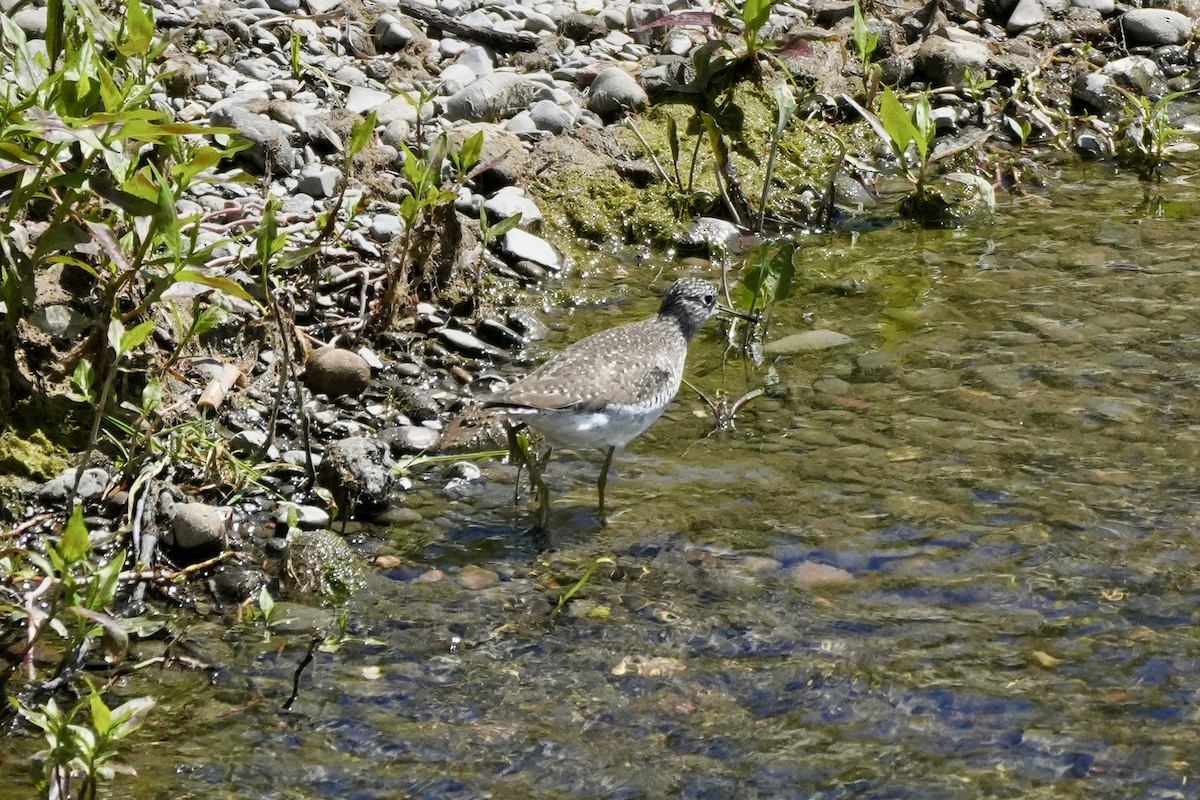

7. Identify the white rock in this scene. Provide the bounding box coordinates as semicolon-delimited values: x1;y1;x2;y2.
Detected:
1119;9;1193;46
345;86;391;114
438;63;478;95
484;187;543;226
502;229;561;270
585;67;647;121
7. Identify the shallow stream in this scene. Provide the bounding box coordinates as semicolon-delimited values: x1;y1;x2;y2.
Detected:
7;152;1200;799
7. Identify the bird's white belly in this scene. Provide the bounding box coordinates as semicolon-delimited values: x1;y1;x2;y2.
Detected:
518;405;668;451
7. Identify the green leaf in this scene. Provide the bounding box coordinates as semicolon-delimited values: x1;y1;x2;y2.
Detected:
175;270;254;303
552;557;615;616
61;506;90;564
45;0;64;67
911;92;935;161
348;111;377;159
68;359;96;404
119;319;156;355
701;112;730;175
426;133;449;169
89;690;114;736
117;0;154;57
257;585;275;620
74;606;130;655
737;242;796;309
81;218;132;272
741;0;772;36
256;193;281;273
191;302;226;335
401;143;429;191
877;89;919;164
141;378;164;416
485;212;522;243
666;115;680;172
457;130;484;175
772;80;797;140
108;696;155;740
172;145;224;188
290;32;302;78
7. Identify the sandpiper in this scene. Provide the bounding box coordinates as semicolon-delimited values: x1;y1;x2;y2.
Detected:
482;277;747;530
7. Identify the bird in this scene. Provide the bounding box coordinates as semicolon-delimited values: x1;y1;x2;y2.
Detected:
481;277;748;531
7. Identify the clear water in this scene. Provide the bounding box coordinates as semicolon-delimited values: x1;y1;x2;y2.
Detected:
5;156;1200;799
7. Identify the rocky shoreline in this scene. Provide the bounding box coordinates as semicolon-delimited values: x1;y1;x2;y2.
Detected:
2;0;1197;611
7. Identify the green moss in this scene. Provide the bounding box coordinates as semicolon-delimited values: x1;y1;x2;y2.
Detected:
0;429;69;482
538;166;687;248
540;82;873;246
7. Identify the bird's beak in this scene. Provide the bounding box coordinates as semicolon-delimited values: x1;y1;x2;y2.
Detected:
718;303;760;323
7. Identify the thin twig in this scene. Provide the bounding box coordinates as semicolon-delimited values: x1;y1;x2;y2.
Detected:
283;634;321;710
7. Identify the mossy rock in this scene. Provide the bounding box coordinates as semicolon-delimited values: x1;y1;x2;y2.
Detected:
0;429;69;482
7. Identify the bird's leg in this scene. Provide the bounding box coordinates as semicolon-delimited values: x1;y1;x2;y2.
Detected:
528;446;551;533
504;422;524;508
597;446;616;527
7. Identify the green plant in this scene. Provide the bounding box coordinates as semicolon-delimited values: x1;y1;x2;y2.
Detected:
0;0;251;426
289;31;304;80
757;81;798;232
17;687;155;800
735;240;796;324
852;0;880;74
1114;87;1190;182
636;0;817;92
2;508;155;774
369;130;487;329
845;89;993;225
64;318;157;509
551;557;615;617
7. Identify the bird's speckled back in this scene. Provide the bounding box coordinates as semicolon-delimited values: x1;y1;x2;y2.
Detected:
486;278;720;412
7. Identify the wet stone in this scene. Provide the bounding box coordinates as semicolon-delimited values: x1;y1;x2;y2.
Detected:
209;565;267;604
477;319;525;349
970;364;1024;395
787;561;854;592
305;346;372;398
436;328;510;359
319;436;395;516
393;386;441;422
277;502;331;530
379;425;442;454
500;229;562;271
37;467;110;502
764;330;854;355
378;506;423;525
229;429;269;455
854;351;898;379
456;564;500;590
812;377;852;395
899;369;960;391
168;503;230;550
266;602;339;634
585;66;648;121
1085;398;1141;423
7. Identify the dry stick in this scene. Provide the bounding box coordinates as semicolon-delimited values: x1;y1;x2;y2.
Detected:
24;577;53;680
109;550;237;585
275;294;317;488
393;0;539;51
0;512;53;538
283;634;322;711
130;477;161;609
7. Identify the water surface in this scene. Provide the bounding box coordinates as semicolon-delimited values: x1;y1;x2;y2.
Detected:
6;156;1200;799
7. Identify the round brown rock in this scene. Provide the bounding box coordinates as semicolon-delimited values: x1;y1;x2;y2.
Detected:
304;347;371;398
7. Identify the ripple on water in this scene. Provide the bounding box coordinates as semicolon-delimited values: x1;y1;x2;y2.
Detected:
12;159;1200;800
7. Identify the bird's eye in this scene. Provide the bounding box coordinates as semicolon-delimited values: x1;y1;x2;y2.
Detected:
703;294;715;306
